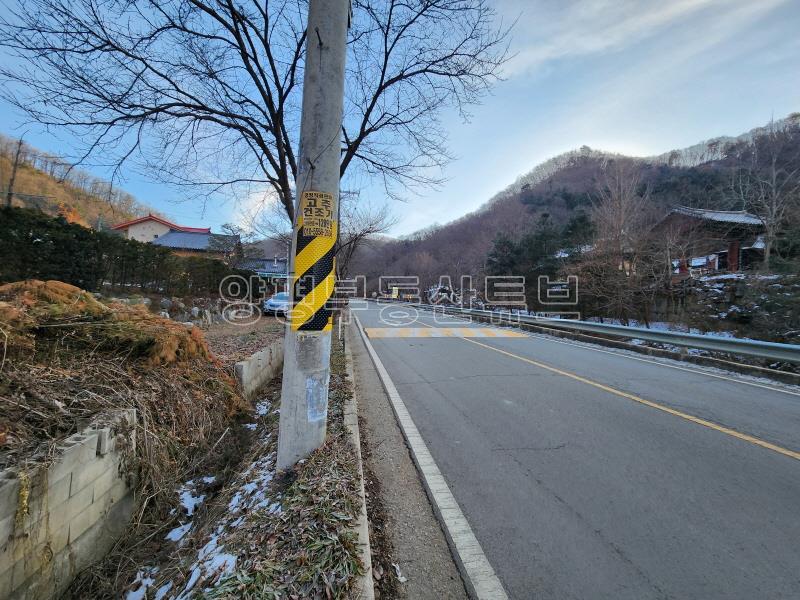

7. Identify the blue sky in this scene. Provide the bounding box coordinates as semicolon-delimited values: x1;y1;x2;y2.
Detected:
1;0;798;235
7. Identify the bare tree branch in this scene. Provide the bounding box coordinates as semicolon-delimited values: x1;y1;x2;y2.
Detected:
0;0;510;221
724;116;800;269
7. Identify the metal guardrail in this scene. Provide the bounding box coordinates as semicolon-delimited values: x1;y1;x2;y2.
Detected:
373;300;800;364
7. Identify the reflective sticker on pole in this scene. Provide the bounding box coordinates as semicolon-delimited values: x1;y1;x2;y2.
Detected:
291;190;337;331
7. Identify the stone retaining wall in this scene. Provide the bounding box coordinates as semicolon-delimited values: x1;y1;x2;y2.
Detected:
0;410;136;599
234;338;284;400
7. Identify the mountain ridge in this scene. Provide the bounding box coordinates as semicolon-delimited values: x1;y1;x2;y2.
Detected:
466;114;799;227
352;114;798;284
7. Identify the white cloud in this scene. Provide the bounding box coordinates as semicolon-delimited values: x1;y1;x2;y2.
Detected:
560;0;790;134
500;0;780;76
231;186;285;233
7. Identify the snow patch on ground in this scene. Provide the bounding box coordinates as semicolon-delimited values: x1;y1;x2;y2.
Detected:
138;395;282;598
166;523;192;542
700;273;745;281
154;581;173;600
128;474;219;596
519;327;800;393
125;567;158;600
174;415;281;595
163;476;216;543
584;317;755;340
179;487;206;517
173;530;238;600
227;445;280;514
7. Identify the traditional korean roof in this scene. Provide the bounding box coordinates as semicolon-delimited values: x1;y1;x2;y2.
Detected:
111;213;211;233
151;231;238;251
670;206;762;226
236;257;288;275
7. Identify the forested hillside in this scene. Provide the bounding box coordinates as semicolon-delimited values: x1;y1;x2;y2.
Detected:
0;133;152;228
352;115;800;293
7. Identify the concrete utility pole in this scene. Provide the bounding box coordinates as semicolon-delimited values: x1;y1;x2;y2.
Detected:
5;137;24;208
277;0;350;471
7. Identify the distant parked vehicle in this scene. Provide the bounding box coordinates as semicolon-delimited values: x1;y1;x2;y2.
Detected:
262;292;290;315
426;285;460;305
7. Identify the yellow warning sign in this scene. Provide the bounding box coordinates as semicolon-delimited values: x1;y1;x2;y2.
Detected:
300;191;335;238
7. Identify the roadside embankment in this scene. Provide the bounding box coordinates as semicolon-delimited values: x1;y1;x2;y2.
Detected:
1;282;370;599
121;325;370;599
0;280;245;598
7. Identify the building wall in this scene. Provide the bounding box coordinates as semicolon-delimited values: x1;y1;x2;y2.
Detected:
124;221;171;242
0;410;136;600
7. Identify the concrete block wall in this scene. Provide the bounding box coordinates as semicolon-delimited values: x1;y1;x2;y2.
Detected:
0;410;137;600
234;337;284;400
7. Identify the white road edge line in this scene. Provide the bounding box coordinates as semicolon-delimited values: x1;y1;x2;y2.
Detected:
353;314;509;600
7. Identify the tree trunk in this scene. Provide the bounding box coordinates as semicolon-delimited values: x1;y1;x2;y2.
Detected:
6;138;24;208
763;236;773;272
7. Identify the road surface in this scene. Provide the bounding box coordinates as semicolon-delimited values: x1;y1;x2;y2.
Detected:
354;302;800;600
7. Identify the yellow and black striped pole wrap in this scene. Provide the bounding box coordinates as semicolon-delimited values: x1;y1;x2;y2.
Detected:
290;191;337;332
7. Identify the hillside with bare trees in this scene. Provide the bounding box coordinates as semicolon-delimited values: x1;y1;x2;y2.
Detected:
353;115;800;302
0;134;153;228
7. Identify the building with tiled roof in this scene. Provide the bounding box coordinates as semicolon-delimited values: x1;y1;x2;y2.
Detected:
112;214;238;259
669;206;763;226
111;213;211;242
655;206;765;275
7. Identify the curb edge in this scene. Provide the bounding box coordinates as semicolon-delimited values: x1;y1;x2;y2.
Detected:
342;321;376;600
352;314;508;600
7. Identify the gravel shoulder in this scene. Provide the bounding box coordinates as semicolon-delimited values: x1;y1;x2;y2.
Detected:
347;322;467;600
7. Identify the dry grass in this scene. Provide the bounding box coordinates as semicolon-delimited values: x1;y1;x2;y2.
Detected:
207;331;363;599
124;330;364;600
0;280;244;507
0;279;213;368
0;152;141;227
0;280;257;598
1;281;362;599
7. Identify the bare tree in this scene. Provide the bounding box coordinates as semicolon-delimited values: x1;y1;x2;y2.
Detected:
247;192;295;252
209;222;263;266
0;132;153;221
0;0;509;221
591;159;651;268
249;189;395;277
572;160;666;324
5;136;24;207
725;116;800;269
336;197;397;278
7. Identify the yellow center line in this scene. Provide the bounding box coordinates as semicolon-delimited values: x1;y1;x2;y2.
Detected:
412;319;800;462
465;337;800;462
414;309;800;397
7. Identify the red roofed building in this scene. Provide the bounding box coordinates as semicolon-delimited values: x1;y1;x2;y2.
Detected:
111;214;210;243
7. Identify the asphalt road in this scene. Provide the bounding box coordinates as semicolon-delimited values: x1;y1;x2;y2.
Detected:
355;302;800;600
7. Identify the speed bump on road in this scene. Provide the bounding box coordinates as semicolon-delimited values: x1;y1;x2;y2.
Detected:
364;327;527;338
